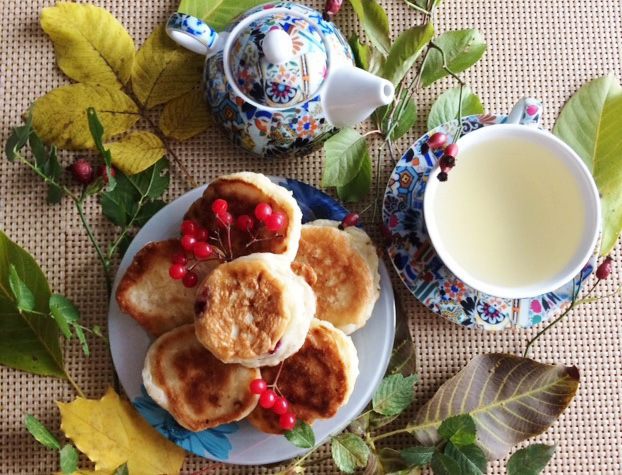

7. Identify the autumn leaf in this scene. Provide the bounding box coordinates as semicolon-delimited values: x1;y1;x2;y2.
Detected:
41;3;135;88
132;25;204;109
159;89;212;141
32;84;139;150
106;132;166;175
58;388;185;475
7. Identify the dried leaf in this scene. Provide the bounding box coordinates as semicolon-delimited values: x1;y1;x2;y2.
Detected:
105;132;166;175
413;354;579;460
132;25;204;109
159;89;212;140
41;3;135;87
32;84;139;150
58;388;185;475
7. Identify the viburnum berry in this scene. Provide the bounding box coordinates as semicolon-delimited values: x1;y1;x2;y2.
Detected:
255;202;273;222
217;212;234;228
194;227;209;241
181;234;197;251
259;389;277;409
71;159;94;185
439;155;456;169
182;271;198;288
428;132;447;149
596;256;613;280
211;198;228;215
272;397;289;415
169;263;187;280
97;165;116;184
193;242;213;260
342;213;359;228
437;171;448;182
249;379;267;395
236;214;255;232
171;252;187;265
265;211;286;232
444;143;459;158
181;219;197;236
279;412;296;431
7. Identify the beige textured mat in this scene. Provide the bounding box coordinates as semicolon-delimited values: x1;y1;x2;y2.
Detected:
1;0;621;473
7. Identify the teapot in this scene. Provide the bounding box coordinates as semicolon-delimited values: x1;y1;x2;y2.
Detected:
166;2;395;157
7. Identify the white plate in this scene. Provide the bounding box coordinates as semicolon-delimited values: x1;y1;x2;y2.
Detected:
108;178;396;465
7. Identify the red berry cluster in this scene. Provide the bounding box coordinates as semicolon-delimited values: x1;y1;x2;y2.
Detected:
427;132;459;182
250;378;297;431
169;218;213;288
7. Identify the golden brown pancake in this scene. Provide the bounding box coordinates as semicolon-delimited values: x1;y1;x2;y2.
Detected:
194;253;316;368
142;324;260;432
184;172;302;261
247;319;359;434
115;240;215;336
294;220;380;334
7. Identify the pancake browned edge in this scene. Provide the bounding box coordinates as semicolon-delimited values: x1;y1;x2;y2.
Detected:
115;239;215;336
294;220;380;334
184;172;302;261
195;253;316;368
143;324;260;432
247;319;359;434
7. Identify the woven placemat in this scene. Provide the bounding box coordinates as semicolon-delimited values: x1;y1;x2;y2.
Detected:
1;0;621;473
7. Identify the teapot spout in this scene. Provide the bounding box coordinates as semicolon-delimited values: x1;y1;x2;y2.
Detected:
322;66;395;128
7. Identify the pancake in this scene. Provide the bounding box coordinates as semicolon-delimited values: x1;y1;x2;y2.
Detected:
116;240;215;336
143;324;260;431
247;319;359;434
294;220;380;334
184;172;302;261
194;253;316;367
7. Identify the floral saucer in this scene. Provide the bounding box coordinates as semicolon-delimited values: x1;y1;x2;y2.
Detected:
108;178;396;464
382;112;596;330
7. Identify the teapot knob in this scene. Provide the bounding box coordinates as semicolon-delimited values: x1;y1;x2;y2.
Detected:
262;27;294;64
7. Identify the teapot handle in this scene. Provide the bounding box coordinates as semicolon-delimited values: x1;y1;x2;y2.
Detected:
506;97;543;126
166;13;222;56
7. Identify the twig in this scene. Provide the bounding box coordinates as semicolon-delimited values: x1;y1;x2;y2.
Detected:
404;0;431;15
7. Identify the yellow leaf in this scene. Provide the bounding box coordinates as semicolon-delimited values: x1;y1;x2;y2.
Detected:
132;25;204;109
58;388;185;475
57;471;113;475
41;3;135;88
160;89;212;140
106;132;167;175
32;84;139;150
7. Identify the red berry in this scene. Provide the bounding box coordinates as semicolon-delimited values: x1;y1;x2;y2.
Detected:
195;227;209;241
193;242;213;260
259;390;277;409
272;397;289;415
428;132;447;149
437;171;448;182
254;202;273;222
265;212;286;232
342;213;359;228
182;271;198;288
211;199;228;215
249;379;267;395
444;143;459;158
181;219;198;236
217;212;233;228
172;252;187;265
97;165;116;184
71;159;94;185
596;256;613;280
169;263;187;280
181;234;197;251
236;214;255;232
279;412;296;431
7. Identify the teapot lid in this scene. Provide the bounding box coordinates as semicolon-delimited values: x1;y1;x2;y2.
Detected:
228;10;328;108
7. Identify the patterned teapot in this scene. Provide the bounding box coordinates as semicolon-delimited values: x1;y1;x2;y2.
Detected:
166;2;395;157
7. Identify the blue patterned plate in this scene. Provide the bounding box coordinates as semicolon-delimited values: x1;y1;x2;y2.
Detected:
382;113;597;330
108;178;396;464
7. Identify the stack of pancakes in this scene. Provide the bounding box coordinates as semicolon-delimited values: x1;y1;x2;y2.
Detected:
117;172;381;434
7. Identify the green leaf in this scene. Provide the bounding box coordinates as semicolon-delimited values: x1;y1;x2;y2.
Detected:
24;414;61;450
179;0;266;29
29;132;48;169
134;200;166;227
114;463;130;475
9;264;36;312
438;414;477;447
410;0;443;10
331;433;371;474
401;446;435;467
373;373;418;416
45;146;64;204
428;87;484;129
348;413;369;436
413;354;579;460
553;74;622;254
0;231;64;377
5;118;33;162
388;305;416;376
369;47;386;76
128;158;170;199
60;444;79;474
382;23;435;85
444;442;487;475
348;0;391;56
369;412;400;430
373;447;414;473
73;325;90;356
349;35;371;71
336;151;372;202
87;107;116;191
49;294;80;339
422;29;486;87
284;421;315;449
507;444;556;475
431;451;460;475
322;128;369;187
385;93;418;140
